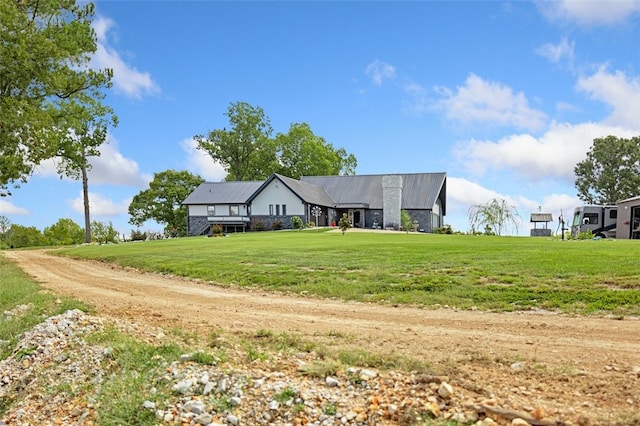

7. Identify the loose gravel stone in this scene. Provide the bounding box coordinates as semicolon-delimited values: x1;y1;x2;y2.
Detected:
0;309;630;426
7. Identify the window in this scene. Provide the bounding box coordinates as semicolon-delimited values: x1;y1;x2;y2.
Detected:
282;204;287;215
610;210;617;219
230;205;239;216
269;204;274;215
584;213;599;225
207;205;215;216
276;204;280;216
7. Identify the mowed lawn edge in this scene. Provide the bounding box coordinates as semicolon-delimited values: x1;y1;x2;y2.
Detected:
56;230;640;316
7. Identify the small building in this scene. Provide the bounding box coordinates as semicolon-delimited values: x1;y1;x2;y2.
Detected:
615;196;640;239
530;212;553;237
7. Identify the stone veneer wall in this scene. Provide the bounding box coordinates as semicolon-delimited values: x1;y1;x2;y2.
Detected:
188;216;210;236
404;209;432;233
382;175;402;229
364;210;383;228
250;215;295;231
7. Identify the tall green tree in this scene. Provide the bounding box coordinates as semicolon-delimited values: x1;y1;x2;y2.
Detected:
44;218;84;246
54;123;108;242
274;123;357;179
195;102;357;181
194;102;276;181
0;216;11;248
0;0;115;196
574;135;640;205
90;220;118;244
128;170;204;236
468;198;521;236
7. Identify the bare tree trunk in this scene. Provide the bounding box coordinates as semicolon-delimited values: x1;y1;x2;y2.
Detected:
81;155;91;243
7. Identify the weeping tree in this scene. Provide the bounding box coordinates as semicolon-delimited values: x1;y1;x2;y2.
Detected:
468;198;521;236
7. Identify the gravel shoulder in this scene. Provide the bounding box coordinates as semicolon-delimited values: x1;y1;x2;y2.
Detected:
3;249;640;425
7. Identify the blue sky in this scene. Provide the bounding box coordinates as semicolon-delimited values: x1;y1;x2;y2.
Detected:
2;1;640;236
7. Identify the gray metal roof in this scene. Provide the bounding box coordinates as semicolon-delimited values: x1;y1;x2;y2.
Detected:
530;213;553;222
182;181;263;205
274;174;336;206
301;173;446;211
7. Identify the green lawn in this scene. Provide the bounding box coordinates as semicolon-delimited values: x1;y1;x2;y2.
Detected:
2;232;640;423
57;230;640;315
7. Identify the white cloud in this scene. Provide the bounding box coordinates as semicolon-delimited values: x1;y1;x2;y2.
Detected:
447;176;508;210
0;199;29;215
91;17;160;99
433;74;547;131
453;121;638;181
536;37;575;65
89;143;151;187
365;60;396;86
34;138;151;188
538;0;640;25
180;138;227;181
70;191;131;217
577;67;640;129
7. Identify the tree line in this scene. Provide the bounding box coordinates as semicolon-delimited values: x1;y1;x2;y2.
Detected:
0;216;121;249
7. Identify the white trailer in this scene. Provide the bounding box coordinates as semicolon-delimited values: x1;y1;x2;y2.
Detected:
570;205;618;238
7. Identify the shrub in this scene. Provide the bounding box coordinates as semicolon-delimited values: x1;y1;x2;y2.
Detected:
130;229;147;241
272;220;283;231
252;220;266;231
291;216;304;230
401;210;412;232
576;229;594;240
434;225;453;234
212;224;224;236
338;213;351;235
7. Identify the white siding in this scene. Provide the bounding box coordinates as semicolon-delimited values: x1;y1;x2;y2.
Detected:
252;180;305;215
189;205;208;216
188;204;248;217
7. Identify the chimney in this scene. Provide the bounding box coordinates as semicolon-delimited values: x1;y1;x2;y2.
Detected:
382;175;402;229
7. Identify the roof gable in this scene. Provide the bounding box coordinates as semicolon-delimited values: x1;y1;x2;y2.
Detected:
247;174;335;206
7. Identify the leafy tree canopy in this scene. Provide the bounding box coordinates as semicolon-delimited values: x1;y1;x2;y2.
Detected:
195;102;357;181
574;135;640;205
5;224;48;248
128;170;204;236
0;0;116;196
275;123;357;179
44;218;85;246
195;102;276;181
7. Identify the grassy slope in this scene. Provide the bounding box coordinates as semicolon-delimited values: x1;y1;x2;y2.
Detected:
56;231;640;316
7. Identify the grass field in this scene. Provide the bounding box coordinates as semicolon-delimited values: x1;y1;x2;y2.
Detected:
56;229;640;316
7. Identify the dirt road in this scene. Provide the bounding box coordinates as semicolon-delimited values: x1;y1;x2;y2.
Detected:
4;249;640;423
